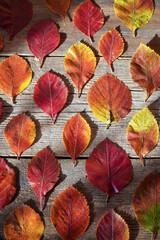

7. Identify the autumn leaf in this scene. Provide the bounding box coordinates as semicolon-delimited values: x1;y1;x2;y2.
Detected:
4;204;44;240
0;54;32;103
73;0;104;41
63;113;91;167
99;28;124;72
130;43;160;100
132;171;160;240
114;0;154;36
86;137;132;202
0;34;3;52
0;0;32;38
96;210;129;240
44;0;70;22
51;186;89;240
33;71;68;123
27;19;60;68
4;113;36;159
64;42;96;97
87;73;131;128
127;107;159;166
28;147;60;211
0;158;16;211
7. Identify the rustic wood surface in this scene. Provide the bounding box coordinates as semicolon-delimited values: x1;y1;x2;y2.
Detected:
0;0;160;239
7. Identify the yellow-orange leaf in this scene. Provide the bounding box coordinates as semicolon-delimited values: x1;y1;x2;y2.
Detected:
44;0;70;22
0;54;32;103
114;0;154;35
64;42;96;97
127;107;159;166
63;113;91;167
4;113;36;159
0;34;3;52
4;204;44;240
87;73;131;128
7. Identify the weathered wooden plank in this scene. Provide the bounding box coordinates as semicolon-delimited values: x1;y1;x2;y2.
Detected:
0;158;160;240
0;0;160;57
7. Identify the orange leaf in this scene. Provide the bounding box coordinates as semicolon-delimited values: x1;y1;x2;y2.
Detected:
0;34;3;52
4;204;44;240
64;42;96;97
4;113;36;159
87;73;131;128
44;0;70;22
51;186;89;240
130;43;160;100
0;54;32;103
99;28;124;72
63;113;91;167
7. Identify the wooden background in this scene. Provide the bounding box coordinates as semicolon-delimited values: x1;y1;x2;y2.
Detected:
0;0;160;239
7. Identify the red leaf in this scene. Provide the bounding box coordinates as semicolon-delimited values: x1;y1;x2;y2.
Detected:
0;158;16;210
99;28;124;72
96;210;129;240
0;0;32;38
27;147;60;211
33;71;68;124
73;0;104;41
51;186;90;240
86;137;132;202
27;19;60;67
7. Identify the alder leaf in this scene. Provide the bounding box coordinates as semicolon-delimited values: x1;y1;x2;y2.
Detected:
0;0;32;38
114;0;154;36
4;113;36;159
0;158;16;210
44;0;70;23
33;71;68;124
0;54;32;103
130;43;160;100
4;204;44;240
27;19;60;68
51;186;89;240
63;113;91;167
127;107;159;166
0;34;3;52
96;210;129;240
87;73;131;128
27;147;60;211
99;28;124;72
86;137;132;202
64;42;96;97
133;171;160;240
73;0;104;41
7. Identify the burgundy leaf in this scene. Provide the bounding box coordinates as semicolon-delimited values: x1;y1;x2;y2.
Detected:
27;147;60;211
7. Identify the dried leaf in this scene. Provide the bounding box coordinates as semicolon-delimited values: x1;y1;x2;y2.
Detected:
130;43;160;100
87;73;131;128
63;113;91;167
44;0;70;22
28;147;60;211
99;28;124;72
64;42;96;97
114;0;154;35
27;19;60;68
4;204;44;240
0;0;32;38
73;0;104;41
51;186;89;240
0;158;16;210
86;137;132;202
0;34;3;52
96;210;129;240
127;107;159;166
33;71;68;123
133;171;160;239
0;54;32;103
4;113;36;159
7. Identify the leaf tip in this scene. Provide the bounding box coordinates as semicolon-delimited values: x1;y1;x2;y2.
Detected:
140;157;145;167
